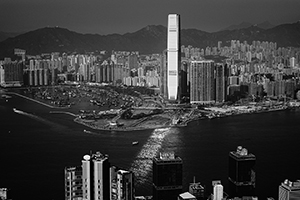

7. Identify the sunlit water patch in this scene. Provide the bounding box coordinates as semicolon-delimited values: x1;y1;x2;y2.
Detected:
130;127;179;186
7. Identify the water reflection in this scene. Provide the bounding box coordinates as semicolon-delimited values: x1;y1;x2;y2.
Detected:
130;127;180;185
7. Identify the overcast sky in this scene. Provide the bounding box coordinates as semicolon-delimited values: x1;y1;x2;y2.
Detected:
1;0;300;35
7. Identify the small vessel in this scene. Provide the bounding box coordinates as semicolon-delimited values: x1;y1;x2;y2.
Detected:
1;94;12;99
83;129;92;134
132;141;139;146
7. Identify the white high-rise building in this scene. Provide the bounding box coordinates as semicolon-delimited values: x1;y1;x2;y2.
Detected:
212;181;223;200
167;14;180;101
82;152;110;200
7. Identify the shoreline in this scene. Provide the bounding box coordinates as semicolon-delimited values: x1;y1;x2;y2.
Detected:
4;90;299;132
6;92;71;109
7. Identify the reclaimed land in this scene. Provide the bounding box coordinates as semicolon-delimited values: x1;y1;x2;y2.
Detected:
3;86;299;132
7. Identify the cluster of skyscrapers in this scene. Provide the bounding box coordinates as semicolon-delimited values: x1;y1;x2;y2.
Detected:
0;51;163;89
160;14;300;104
159;14;229;103
63;146;299;200
65;152;134;200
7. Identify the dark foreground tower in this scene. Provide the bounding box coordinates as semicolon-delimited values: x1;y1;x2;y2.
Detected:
153;152;183;200
228;146;256;198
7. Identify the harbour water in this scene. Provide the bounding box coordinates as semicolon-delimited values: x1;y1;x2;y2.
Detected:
0;94;300;200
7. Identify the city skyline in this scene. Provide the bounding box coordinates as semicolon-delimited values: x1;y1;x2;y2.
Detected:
1;0;300;35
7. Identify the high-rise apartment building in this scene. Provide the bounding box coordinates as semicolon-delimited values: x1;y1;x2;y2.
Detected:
152;152;183;200
82;152;110;200
117;170;134;200
228;146;256;198
110;166;134;200
278;179;300;200
128;54;139;70
160;50;168;100
189;60;215;104
1;61;24;87
215;63;227;103
167;14;181;101
212;180;223;200
179;61;189;102
64;166;83;200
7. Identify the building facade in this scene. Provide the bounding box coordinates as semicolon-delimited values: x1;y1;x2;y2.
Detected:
215;63;227;103
110;166;134;200
152;152;183;200
65;166;83;200
82;152;110;200
228;146;256;198
1;61;24;87
189;60;215;104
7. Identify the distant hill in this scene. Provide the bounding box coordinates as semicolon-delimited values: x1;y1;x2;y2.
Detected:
222;21;275;31
0;31;23;42
0;21;300;59
222;22;253;31
257;21;275;29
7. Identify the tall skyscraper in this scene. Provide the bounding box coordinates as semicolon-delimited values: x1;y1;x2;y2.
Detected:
152;152;183;200
189;60;215;104
278;179;300;200
167;14;181;101
228;146;256;198
82;152;110;200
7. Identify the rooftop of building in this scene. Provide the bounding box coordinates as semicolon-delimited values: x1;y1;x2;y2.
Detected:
190;60;214;64
229;146;256;159
82;151;109;161
281;179;300;190
153;152;182;162
64;166;82;171
179;192;196;199
92;151;109;161
117;169;131;174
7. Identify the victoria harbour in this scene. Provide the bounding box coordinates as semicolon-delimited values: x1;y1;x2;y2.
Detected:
1;1;300;199
1;93;300;200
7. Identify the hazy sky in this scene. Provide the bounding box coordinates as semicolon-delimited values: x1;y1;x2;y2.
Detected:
1;0;300;35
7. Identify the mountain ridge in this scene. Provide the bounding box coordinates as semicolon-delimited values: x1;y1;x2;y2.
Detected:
1;21;300;59
221;21;276;31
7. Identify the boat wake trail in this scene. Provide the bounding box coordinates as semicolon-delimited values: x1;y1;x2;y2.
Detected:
13;108;64;130
130;127;173;186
